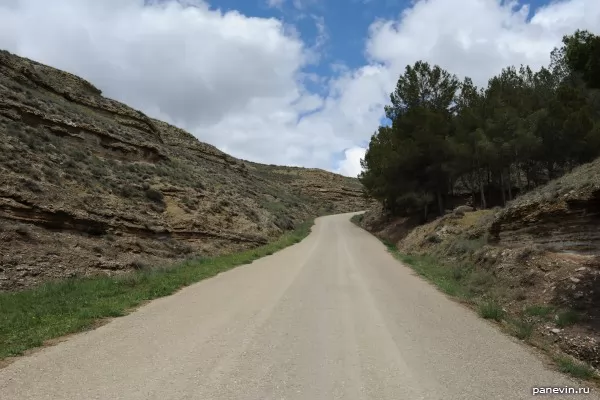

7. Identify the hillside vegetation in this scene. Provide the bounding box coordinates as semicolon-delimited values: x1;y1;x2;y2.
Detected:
0;50;365;291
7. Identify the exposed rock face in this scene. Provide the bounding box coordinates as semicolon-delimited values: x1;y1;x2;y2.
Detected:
490;159;600;254
0;50;365;291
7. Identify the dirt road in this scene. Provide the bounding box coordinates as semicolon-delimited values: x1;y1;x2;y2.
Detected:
1;213;597;399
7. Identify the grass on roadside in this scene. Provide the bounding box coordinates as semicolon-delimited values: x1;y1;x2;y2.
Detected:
396;254;478;301
350;214;364;225
556;309;581;328
554;355;596;379
524;305;554;318
509;318;535;340
395;249;600;382
478;300;505;321
0;219;315;360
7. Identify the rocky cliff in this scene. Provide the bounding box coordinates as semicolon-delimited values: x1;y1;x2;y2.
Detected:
0;50;365;291
490;159;600;254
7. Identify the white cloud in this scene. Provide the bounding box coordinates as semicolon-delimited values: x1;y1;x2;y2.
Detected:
266;0;286;9
337;147;367;177
1;0;600;178
292;0;318;10
312;15;328;50
366;0;600;87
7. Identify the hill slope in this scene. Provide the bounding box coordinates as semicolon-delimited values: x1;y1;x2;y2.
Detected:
0;50;365;291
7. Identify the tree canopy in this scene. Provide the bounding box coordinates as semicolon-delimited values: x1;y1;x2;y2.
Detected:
360;30;600;220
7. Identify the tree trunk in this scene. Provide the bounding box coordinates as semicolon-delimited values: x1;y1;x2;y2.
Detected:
548;161;555;180
488;170;493;207
479;168;487;209
500;171;506;207
470;173;476;209
423;203;429;223
516;162;523;194
436;190;444;216
507;166;513;201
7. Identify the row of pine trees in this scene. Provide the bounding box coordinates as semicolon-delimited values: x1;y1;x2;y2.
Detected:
359;30;600;219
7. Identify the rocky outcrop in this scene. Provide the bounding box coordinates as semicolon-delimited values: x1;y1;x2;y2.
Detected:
0;49;365;291
490;160;600;253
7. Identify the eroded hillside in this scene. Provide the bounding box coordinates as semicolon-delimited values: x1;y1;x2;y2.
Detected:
0;50;365;291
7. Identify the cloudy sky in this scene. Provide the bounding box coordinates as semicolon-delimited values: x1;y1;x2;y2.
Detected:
1;0;600;176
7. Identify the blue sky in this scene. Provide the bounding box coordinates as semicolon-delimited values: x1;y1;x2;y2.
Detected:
214;0;391;63
1;0;599;176
205;0;402;96
208;0;549;90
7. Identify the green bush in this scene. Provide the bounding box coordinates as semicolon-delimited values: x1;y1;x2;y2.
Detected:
554;355;595;379
556;310;580;327
509;318;534;340
524;304;554;318
478;300;504;321
145;188;164;204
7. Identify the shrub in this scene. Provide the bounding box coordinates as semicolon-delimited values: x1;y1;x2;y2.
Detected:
427;234;442;243
554;355;595;379
120;185;140;199
130;259;152;271
274;215;294;231
509;318;534;340
524;304;554;318
63;158;78;169
42;166;61;183
22;179;43;193
478;300;504;321
556;310;580;327
145;188;164;204
450;264;472;281
350;214;364;225
452;236;486;253
70;149;87;162
465;269;496;296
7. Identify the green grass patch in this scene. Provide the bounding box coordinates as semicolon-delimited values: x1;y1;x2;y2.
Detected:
554;355;596;379
396;254;476;300
478;300;505;321
0;219;315;360
449;236;487;253
524;304;554;318
556;309;580;327
350;214;364;225
507;317;535;340
381;241;504;314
